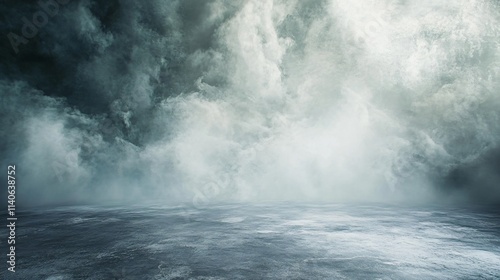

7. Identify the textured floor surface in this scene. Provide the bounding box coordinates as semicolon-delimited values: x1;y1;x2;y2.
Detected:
4;204;500;279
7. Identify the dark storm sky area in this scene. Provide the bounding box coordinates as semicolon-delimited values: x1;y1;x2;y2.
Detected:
0;0;499;206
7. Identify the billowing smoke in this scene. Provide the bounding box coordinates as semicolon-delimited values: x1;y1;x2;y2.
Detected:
1;0;499;206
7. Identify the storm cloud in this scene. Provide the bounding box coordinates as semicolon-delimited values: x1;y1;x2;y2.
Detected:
1;0;499;206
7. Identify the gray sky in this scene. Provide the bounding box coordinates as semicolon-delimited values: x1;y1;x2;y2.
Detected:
1;0;499;206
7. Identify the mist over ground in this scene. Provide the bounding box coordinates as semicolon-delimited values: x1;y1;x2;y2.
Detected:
1;0;499;206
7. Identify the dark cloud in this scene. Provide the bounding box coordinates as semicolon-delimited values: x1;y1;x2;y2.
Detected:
1;0;499;206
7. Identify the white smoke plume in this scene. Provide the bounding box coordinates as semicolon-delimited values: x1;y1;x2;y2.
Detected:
1;0;499;206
